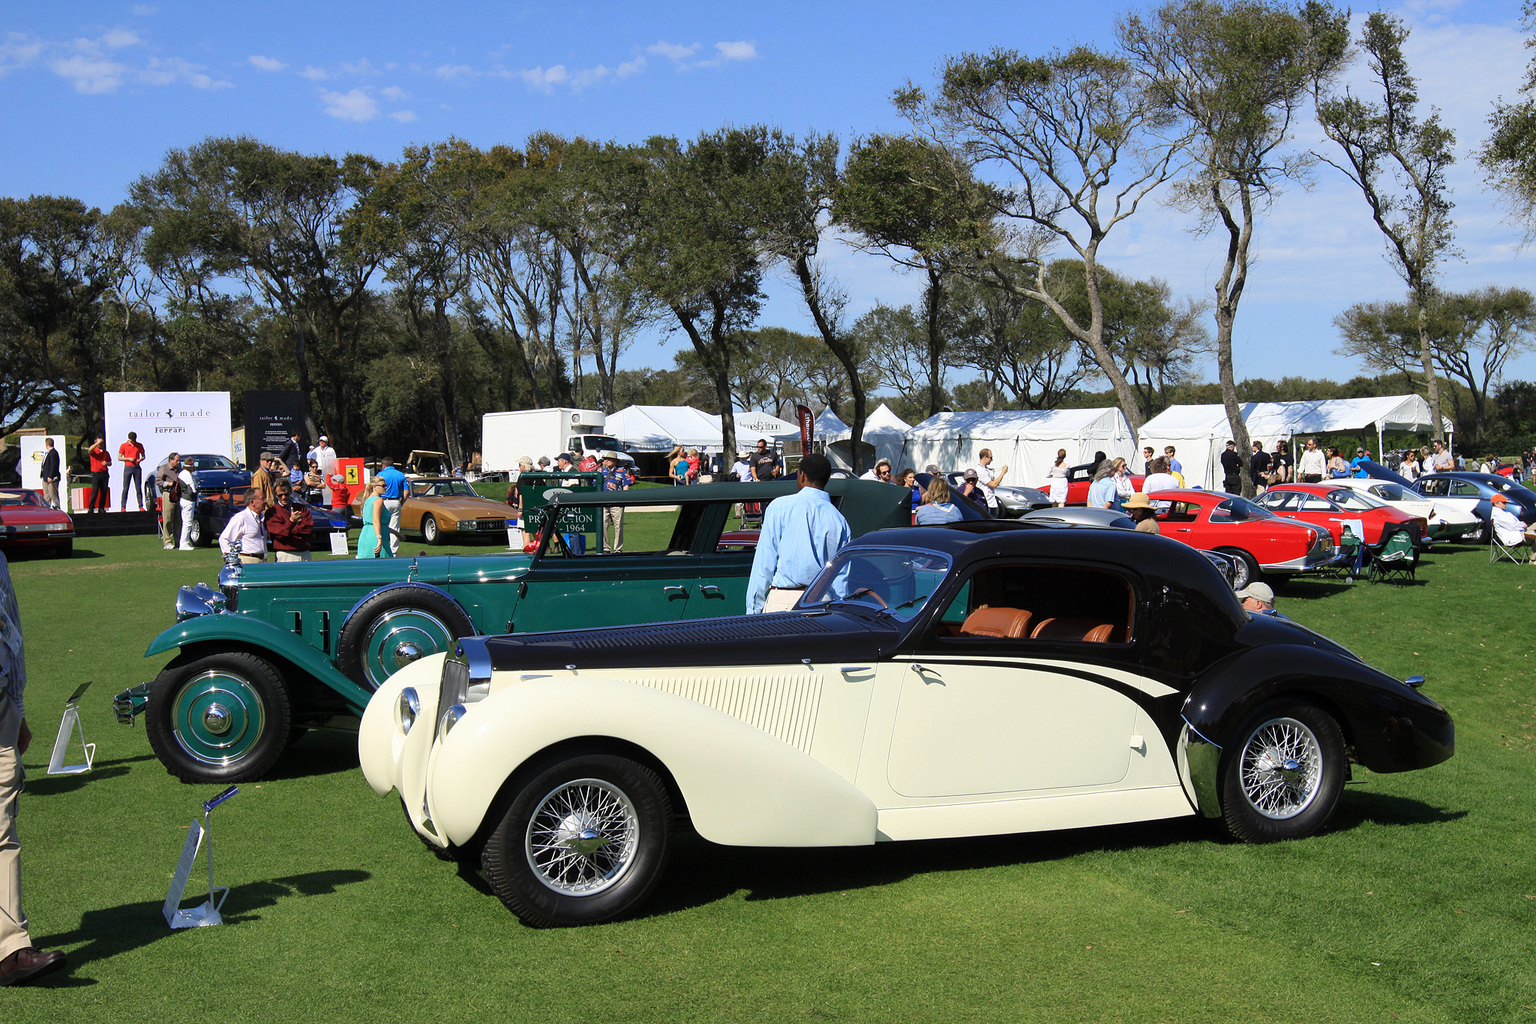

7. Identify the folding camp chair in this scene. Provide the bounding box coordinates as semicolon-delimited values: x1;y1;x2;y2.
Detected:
1368;530;1418;583
1315;522;1365;582
1490;529;1531;565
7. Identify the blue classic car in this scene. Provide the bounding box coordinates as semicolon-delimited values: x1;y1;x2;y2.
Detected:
184;489;353;549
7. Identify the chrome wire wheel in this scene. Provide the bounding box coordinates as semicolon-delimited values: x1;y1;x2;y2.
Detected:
524;778;641;896
1237;716;1323;819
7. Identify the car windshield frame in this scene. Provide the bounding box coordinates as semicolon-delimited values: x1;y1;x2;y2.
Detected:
0;490;45;508
185;454;238;471
800;545;952;621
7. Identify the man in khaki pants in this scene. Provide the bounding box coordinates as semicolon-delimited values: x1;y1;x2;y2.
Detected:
0;552;67;985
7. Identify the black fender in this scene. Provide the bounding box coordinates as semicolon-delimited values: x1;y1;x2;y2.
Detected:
1177;642;1453;817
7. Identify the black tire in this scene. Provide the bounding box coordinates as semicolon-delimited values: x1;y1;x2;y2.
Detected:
145;651;293;784
188;516;205;547
1219;702;1345;843
422;514;441;545
1218;548;1260;590
336;585;475;690
481;753;672;927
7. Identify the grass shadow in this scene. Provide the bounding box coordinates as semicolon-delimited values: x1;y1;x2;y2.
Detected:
1330;789;1466;830
24;765;130;795
30;869;371;985
641;816;1207;920
260;731;361;781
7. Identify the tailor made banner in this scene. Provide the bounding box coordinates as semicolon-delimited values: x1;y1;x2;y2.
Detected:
243;390;307;463
17;435;67;491
103;392;233;483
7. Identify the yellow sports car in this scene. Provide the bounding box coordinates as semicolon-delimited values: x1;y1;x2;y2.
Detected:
382;477;513;544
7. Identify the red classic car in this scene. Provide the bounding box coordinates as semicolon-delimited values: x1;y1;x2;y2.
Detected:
0;488;74;557
1254;484;1426;548
1040;465;1146;506
1148;488;1338;588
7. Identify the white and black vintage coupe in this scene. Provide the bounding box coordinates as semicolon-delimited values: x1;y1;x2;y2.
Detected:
359;521;1454;928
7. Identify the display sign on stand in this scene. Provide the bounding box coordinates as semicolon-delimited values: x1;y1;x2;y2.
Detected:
163;786;239;929
46;680;95;776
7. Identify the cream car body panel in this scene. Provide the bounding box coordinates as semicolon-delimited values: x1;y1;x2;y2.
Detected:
426;673;881;849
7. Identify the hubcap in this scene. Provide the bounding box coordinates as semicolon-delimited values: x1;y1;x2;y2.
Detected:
525;778;639;896
393;641;424;668
201;703;232;735
361;608;454;690
1239;717;1323;819
172;670;265;767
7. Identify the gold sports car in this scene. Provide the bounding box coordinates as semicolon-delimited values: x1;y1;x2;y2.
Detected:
363;477;512;544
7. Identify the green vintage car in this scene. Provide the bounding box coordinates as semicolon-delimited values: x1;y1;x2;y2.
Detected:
116;478;909;784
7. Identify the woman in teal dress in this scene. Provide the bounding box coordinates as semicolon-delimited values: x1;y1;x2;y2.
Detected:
356;477;392;559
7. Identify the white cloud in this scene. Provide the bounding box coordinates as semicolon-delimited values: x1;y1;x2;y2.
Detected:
520;65;568;91
248;54;287;72
50;54;128;94
339;58;381;77
617;56;645;78
320;88;379;121
389;109;417;123
381;85;408;100
0;32;44;73
435;63;476;81
713;41;756;62
142;55;231;90
647;41;699;62
299;65;328;81
100;28;142;49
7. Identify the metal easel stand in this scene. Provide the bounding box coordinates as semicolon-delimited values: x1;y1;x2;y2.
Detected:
163;786;239;929
46;680;95;776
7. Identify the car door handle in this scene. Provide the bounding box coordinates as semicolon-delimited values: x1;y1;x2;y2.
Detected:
663;585;687;596
699;585;722;598
913;664;943;685
1177;528;1192;533
841;665;873;674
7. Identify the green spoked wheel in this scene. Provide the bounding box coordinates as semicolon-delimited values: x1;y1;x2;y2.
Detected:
338;586;476;691
146;651;292;784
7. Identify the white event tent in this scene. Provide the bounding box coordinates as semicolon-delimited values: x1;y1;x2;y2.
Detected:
607;405;724;453
901;408;1135;487
819;402;912;471
813;407;849;440
1139;395;1454;489
729;410;801;447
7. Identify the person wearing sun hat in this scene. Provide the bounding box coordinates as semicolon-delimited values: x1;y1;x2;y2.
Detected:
1488;493;1536;561
1123;492;1159;534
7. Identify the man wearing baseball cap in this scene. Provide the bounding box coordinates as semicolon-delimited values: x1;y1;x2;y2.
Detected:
1236;582;1281;616
1489;493;1536;561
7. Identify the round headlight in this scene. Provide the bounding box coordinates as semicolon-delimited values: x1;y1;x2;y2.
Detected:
397;687;421;735
440;703;467;736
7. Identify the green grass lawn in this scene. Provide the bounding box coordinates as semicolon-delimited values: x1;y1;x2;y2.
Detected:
2;531;1533;1022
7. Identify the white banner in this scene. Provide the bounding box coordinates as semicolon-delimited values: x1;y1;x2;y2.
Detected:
103;392;233;483
17;435;67;492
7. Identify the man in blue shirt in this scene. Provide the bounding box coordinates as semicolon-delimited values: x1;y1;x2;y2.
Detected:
377;457;409;556
746;453;850;614
598;453;633;552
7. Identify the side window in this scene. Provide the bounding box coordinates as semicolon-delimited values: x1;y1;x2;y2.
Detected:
1300;496;1333;511
1418;478;1444;496
1452;481;1481;497
930;564;1136;646
1259;491;1295;510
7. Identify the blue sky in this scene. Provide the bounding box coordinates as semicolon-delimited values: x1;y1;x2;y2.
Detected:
2;0;1532;394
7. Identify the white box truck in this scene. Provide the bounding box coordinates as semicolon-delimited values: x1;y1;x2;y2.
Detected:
481;408;633;476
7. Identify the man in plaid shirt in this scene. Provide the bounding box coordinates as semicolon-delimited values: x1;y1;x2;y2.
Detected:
0;553;67;985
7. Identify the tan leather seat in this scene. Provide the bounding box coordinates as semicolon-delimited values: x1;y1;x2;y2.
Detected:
1030;617;1116;643
959;606;1034;639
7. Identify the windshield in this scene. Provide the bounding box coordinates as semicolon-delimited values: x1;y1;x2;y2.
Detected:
801;547;951;621
1367;482;1410;501
415;479;476;498
0;490;43;508
186;454;237;471
1326;488;1388;511
1210;495;1275;522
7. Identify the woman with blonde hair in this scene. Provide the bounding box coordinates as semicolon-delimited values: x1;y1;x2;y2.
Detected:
1045;448;1070;506
915;474;963;525
356;477;392;559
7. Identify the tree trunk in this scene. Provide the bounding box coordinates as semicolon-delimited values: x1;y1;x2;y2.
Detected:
1416;300;1445;443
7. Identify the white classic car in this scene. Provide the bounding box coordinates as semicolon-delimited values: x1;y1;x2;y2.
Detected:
359;522;1454;928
